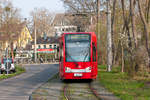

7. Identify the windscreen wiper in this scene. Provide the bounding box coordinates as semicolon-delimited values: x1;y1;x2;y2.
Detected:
83;52;89;62
83;47;90;62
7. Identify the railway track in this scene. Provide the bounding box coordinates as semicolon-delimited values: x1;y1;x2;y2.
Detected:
63;80;101;100
64;83;72;100
89;82;102;100
31;73;120;100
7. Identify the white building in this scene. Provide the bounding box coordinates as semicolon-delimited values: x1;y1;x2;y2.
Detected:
52;13;77;37
54;25;77;37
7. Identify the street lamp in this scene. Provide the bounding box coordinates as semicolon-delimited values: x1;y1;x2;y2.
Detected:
34;15;37;63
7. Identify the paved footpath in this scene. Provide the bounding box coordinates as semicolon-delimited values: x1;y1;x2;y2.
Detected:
0;64;58;100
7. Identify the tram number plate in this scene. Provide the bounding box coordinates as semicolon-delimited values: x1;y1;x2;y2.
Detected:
74;73;82;77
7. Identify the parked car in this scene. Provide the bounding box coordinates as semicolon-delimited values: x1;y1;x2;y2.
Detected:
0;58;15;73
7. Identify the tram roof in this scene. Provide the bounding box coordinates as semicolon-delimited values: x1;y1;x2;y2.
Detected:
62;32;95;35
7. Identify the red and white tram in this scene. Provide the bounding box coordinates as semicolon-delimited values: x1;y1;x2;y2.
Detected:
59;32;97;79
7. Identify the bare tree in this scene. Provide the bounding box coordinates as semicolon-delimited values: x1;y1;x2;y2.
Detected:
138;0;150;68
61;0;99;31
130;0;137;47
0;0;22;58
111;0;117;65
121;0;132;48
30;8;54;37
61;0;97;13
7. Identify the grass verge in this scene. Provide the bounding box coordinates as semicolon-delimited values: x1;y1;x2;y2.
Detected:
98;65;150;100
0;65;26;80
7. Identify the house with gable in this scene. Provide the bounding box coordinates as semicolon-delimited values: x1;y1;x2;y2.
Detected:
0;22;32;56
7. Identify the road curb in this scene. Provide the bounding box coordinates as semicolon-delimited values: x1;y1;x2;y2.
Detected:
23;62;59;66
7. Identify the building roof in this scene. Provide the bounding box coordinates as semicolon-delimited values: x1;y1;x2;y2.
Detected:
31;36;59;45
52;13;73;26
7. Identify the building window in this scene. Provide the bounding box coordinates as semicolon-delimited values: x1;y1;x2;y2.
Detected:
49;45;52;48
38;45;41;49
62;28;64;31
54;45;57;49
66;28;69;31
44;45;46;49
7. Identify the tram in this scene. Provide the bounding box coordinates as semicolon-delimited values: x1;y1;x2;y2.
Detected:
59;32;97;79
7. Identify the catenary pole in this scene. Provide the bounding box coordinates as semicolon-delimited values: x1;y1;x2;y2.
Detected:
34;15;37;63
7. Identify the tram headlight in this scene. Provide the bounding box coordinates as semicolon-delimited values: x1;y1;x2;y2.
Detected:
65;67;71;73
85;67;91;72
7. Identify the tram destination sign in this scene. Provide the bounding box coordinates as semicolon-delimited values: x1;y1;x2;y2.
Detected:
66;34;90;41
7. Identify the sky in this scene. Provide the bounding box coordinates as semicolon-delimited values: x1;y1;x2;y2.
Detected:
12;0;65;18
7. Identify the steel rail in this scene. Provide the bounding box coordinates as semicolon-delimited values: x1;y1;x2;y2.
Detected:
63;81;102;100
89;82;102;100
63;83;71;100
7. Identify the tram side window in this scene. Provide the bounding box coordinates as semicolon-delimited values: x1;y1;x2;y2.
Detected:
93;43;96;62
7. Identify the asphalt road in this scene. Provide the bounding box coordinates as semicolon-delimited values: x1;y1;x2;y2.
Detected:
0;64;58;100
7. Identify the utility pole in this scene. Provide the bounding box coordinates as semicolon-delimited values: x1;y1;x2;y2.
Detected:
34;15;37;63
6;46;9;74
106;0;112;72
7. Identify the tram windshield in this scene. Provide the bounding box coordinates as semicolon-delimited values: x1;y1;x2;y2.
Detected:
65;34;91;62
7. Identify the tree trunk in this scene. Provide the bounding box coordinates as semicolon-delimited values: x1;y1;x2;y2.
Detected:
121;0;132;47
121;41;124;72
138;0;150;68
107;0;113;72
146;0;150;23
111;0;117;65
97;0;101;64
130;0;138;48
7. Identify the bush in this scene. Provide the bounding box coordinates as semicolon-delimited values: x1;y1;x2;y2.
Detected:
124;46;149;77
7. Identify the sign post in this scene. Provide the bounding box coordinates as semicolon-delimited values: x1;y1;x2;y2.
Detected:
6;47;9;74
